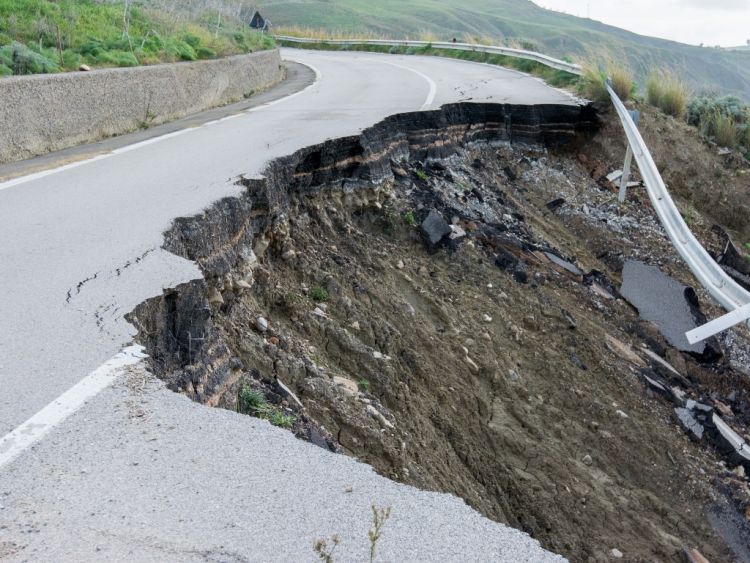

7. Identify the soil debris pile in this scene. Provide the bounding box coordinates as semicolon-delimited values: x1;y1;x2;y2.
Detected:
130;102;750;561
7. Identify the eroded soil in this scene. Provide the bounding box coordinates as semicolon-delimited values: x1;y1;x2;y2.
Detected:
131;104;750;562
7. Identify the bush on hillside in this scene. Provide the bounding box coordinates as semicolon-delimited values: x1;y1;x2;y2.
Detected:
646;72;688;117
0;41;58;74
0;0;275;76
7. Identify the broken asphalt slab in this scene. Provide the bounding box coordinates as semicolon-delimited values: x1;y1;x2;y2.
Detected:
620;260;721;359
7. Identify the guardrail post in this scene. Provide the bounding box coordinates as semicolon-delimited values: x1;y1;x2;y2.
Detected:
618;110;640;203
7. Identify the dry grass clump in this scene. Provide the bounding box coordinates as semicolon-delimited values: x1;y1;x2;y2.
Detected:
646;71;689;117
273;26;384;40
578;59;633;102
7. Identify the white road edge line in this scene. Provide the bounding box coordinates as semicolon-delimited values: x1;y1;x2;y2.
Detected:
0;61;323;193
366;58;437;110
0;60;324;470
0;345;147;469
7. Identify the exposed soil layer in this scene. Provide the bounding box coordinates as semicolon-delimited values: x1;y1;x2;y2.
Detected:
130;102;750;562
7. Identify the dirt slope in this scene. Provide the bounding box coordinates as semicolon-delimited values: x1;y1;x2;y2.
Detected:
131;103;750;562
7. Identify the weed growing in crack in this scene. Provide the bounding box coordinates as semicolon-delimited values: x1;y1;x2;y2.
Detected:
368;505;392;563
414;169;429;181
310;286;330;302
403;211;416;227
358;378;371;393
237;384;297;428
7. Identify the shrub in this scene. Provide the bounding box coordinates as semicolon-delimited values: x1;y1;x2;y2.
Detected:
310;286;330;302
358;379;371;393
0;63;11;76
608;64;633;101
237;386;266;414
196;46;216;59
646;71;688;117
710;111;737;147
95;49;138;67
687;95;745;126
0;42;59;74
578;62;608;102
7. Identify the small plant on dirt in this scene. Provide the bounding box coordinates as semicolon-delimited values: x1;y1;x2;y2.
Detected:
744;242;750;262
310;286;330;302
414;169;429;181
368;505;392;563
358;378;371;393
403;211;416;226
283;291;305;312
268;409;296;429
237;385;266;414
313;534;341;562
237;384;297;428
681;205;696;227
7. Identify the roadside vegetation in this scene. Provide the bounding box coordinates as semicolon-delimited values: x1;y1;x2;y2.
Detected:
578;60;633;102
276;34;579;88
0;0;274;76
646;71;689;117
236;385;296;428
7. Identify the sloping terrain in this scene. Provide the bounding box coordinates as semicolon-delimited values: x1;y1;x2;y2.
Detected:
129;101;750;561
260;0;750;99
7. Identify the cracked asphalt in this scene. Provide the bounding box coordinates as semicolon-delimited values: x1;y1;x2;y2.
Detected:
0;49;578;561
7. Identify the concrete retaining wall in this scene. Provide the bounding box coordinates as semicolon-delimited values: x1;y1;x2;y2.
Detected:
0;49;284;164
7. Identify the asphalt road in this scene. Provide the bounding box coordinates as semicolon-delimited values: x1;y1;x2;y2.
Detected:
0;49;577;561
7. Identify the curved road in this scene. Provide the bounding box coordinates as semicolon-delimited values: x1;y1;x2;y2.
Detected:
0;49;576;561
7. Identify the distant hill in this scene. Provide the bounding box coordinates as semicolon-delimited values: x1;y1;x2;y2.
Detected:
259;0;750;100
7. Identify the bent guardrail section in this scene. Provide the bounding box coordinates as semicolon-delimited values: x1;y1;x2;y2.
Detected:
280;35;750;339
606;82;750;341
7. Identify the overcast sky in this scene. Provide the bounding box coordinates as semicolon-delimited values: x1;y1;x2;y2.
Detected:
532;0;750;47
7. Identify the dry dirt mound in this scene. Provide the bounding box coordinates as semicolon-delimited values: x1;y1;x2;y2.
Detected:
130;103;750;562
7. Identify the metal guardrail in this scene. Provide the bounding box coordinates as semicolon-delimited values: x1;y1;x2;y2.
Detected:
606;82;750;341
279;35;750;340
275;36;582;75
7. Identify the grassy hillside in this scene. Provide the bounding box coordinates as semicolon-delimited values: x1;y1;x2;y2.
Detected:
262;0;750;100
0;0;274;76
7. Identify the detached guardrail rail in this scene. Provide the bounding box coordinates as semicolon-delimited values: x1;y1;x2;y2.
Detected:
279;35;750;341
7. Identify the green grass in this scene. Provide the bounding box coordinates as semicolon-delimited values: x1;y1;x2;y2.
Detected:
0;0;274;76
310;286;330;303
237;385;297;428
269;1;750;101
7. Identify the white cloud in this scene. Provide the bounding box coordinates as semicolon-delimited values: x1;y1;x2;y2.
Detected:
532;0;750;46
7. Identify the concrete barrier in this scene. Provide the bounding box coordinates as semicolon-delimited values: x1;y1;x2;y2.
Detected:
0;49;284;164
